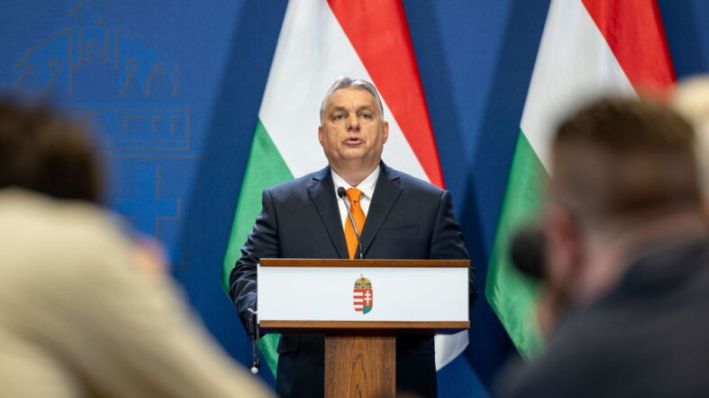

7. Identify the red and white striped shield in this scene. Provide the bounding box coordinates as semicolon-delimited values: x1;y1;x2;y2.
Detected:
353;275;373;314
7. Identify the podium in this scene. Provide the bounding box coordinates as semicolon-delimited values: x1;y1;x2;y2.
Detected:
258;258;470;398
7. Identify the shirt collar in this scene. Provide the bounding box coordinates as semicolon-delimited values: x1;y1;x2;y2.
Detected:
331;165;380;200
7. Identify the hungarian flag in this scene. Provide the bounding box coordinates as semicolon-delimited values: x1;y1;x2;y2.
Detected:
222;0;466;376
486;0;674;358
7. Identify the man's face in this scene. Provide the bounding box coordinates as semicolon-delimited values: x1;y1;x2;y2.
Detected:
318;87;389;171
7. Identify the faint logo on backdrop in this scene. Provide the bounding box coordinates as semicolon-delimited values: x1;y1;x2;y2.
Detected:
10;0;187;262
11;0;190;157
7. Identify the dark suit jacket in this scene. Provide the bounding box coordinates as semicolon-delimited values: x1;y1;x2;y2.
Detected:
230;163;474;398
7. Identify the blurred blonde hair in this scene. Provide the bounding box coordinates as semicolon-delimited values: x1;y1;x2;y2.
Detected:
673;76;709;195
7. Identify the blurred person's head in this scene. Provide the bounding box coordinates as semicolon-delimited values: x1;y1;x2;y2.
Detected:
0;99;103;204
0;99;165;279
543;97;702;309
673;76;709;201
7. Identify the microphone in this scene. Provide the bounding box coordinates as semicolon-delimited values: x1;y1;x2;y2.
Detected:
246;308;260;374
509;223;546;279
337;187;364;259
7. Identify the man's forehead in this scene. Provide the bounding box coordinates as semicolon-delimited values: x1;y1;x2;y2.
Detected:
325;87;377;108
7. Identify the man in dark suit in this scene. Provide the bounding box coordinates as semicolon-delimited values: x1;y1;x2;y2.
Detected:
229;77;473;398
497;98;709;397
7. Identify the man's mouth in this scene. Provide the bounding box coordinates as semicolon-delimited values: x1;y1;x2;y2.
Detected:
344;137;363;145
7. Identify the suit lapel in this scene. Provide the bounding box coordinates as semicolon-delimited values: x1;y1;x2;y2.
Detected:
360;163;402;256
307;167;348;259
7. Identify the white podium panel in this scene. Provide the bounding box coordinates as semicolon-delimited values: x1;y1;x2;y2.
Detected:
257;260;469;325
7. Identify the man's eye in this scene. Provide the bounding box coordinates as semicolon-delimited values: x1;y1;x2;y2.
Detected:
332;113;346;121
359;112;373;120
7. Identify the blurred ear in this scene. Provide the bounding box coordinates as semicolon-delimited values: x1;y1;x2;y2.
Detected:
703;198;709;222
543;203;583;299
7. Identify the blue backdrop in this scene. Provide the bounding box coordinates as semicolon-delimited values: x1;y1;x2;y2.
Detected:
2;1;708;395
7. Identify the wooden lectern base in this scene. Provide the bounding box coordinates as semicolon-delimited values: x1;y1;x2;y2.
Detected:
324;335;396;398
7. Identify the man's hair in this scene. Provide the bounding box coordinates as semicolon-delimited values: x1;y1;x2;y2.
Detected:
0;100;103;204
551;97;700;230
319;77;384;122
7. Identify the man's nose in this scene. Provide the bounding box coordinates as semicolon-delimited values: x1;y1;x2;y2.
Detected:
346;113;360;131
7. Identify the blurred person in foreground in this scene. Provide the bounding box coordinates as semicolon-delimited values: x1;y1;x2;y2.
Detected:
0;100;272;398
496;97;709;397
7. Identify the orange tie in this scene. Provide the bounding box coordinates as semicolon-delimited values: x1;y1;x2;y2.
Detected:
344;188;366;259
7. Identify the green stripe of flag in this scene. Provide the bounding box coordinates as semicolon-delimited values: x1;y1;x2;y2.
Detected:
223;119;292;375
486;130;547;358
223;119;293;287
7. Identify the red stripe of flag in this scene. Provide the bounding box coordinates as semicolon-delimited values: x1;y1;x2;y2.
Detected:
581;0;675;89
327;0;445;188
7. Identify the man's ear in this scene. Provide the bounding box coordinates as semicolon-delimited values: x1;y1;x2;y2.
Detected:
318;125;324;146
702;198;709;222
543;203;583;296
